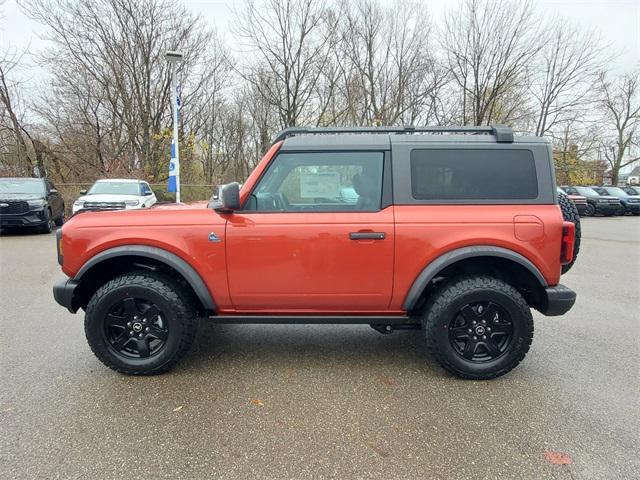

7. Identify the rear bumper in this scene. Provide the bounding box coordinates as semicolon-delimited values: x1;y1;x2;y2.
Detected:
53;278;80;313
539;284;576;316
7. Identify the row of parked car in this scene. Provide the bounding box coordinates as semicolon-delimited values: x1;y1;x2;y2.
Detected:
559;185;640;217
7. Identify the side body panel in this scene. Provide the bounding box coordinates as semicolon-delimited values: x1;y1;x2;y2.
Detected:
390;205;564;310
61;207;232;309
224;208;395;312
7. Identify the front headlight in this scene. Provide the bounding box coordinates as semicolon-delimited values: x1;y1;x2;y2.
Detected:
73;200;84;207
597;198;607;203
27;199;46;208
124;200;140;206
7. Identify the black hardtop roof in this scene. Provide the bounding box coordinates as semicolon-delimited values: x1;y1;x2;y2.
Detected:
278;126;550;151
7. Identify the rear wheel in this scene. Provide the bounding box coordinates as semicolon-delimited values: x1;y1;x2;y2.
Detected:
558;192;581;274
423;276;534;380
85;271;198;375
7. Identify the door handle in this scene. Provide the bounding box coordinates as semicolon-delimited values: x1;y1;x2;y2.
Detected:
349;232;386;240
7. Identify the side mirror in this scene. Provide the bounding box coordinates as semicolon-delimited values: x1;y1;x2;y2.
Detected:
144;190;154;196
216;182;241;212
80;189;87;195
49;188;58;194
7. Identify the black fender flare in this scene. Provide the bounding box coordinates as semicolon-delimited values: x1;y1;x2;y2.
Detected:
402;245;548;311
75;245;216;312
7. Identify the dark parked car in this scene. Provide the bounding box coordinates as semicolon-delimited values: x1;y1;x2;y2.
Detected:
621;186;640;196
0;177;65;233
559;186;621;216
557;187;588;216
592;186;640;215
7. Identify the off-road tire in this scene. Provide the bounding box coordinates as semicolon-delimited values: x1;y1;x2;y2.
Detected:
85;271;198;375
423;275;534;380
558;192;581;274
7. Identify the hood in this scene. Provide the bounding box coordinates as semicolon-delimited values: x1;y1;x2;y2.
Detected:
0;193;45;201
78;194;143;202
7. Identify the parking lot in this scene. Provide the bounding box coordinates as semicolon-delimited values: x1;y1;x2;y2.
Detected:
0;217;638;479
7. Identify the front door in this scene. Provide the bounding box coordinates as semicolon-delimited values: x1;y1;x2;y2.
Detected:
226;150;394;311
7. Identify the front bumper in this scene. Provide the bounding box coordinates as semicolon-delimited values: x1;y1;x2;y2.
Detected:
53;278;80;313
0;209;47;228
594;203;621;215
623;203;640;214
538;284;576;316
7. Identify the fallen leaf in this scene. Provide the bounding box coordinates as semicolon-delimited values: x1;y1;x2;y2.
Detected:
544;450;573;465
251;399;264;406
172;406;183;412
369;444;390;458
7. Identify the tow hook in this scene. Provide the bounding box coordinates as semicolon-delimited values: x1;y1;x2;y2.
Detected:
370;324;394;334
370;323;421;334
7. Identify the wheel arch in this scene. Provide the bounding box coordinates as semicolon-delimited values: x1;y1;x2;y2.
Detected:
403;246;548;312
74;245;216;315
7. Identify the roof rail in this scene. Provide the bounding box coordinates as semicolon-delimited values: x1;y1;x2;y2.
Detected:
272;125;514;144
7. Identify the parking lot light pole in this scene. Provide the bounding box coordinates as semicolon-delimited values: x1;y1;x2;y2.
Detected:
165;50;184;203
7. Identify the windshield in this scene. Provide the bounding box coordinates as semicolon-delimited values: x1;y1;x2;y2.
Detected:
0;179;45;195
603;187;627;197
575;187;600;196
622;186;639;195
88;182;141;196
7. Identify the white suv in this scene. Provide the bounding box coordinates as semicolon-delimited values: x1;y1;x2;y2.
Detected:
73;179;157;214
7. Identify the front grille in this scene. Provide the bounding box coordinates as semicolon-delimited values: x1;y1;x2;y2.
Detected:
0;200;29;214
82;201;126;211
608;199;620;204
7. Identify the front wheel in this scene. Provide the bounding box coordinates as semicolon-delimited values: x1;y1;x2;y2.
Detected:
38;208;55;233
584;203;595;217
85;271;198;375
423;276;534;380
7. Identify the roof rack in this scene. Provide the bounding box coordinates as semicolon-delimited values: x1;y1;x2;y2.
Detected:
272;125;514;144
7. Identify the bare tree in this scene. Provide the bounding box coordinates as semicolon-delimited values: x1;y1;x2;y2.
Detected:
335;0;439;126
233;0;337;129
530;21;606;137
596;70;640;184
441;0;542;126
24;0;221;180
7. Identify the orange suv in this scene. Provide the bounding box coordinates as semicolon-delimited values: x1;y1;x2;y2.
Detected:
53;126;577;379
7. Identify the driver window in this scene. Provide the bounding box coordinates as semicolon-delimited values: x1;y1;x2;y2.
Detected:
246;151;384;212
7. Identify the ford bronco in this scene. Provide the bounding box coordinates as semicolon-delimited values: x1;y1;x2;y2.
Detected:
53;126;577;380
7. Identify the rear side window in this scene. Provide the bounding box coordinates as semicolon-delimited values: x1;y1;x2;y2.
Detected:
410;149;538;200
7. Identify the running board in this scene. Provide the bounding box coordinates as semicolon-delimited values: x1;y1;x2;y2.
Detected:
207;315;419;325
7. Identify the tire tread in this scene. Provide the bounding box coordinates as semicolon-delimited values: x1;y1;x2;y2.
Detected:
84;271;197;375
424;275;533;380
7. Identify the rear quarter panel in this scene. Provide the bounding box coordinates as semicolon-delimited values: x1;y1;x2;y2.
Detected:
391;205;564;309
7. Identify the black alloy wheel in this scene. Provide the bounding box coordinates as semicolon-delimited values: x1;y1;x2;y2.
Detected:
448;302;513;362
423;275;534;380
84;271;198;375
104;298;168;359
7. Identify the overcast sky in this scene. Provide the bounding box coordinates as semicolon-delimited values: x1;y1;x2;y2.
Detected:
1;0;639;90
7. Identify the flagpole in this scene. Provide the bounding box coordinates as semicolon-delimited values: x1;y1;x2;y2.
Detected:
165;50;184;203
172;62;180;203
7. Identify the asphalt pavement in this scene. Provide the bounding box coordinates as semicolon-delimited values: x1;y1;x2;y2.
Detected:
0;217;638;479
